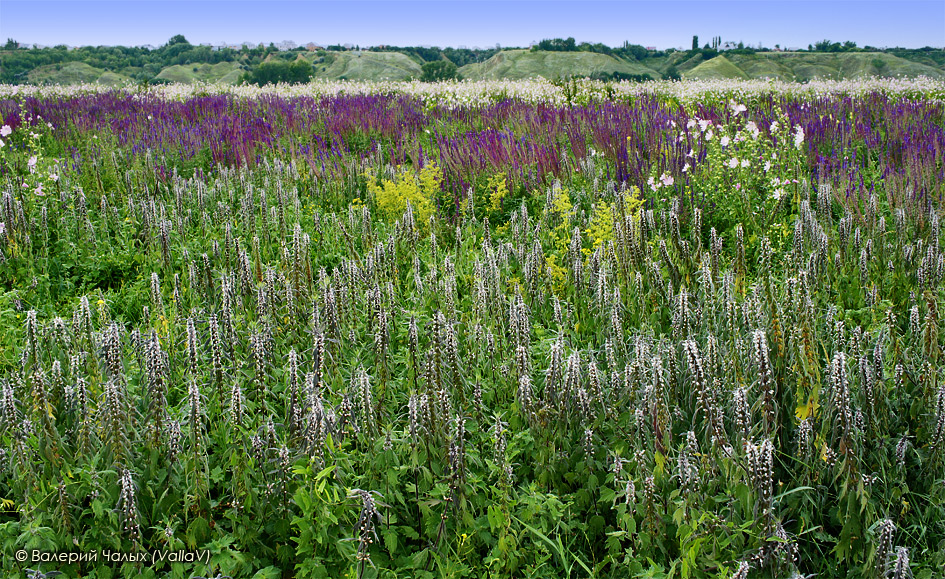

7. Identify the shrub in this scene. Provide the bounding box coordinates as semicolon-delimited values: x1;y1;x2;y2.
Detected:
242;59;313;86
420;60;459;82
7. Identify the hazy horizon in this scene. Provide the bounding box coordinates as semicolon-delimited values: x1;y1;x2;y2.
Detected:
1;0;943;51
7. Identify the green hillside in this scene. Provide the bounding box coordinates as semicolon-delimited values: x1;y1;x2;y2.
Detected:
7;46;945;86
27;61;132;85
303;51;422;81
684;52;945;81
683;55;750;80
155;61;245;84
458;49;660;80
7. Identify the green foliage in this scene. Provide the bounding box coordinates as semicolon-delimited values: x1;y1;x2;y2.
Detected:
242;59;313;86
0;86;944;579
420;60;459;82
533;37;578;52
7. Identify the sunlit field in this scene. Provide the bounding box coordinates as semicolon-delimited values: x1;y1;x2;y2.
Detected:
0;78;944;579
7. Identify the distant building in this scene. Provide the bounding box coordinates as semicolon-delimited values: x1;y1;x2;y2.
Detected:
719;41;740;51
646;46;657;51
305;42;322;51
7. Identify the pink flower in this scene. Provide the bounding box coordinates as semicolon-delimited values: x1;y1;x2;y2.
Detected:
727;158;739;169
660;173;674;187
34;183;44;196
0;125;11;137
27;156;37;168
720;136;730;147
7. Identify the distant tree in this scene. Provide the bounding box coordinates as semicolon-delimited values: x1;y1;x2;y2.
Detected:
692;35;699;51
615;43;649;60
420;60;459;81
4;38;19;50
534;37;578;52
664;65;681;80
242;59;312;86
166;34;190;46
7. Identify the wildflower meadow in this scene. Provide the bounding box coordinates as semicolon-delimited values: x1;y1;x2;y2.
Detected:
0;78;943;578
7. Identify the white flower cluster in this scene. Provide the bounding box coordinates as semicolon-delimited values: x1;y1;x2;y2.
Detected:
2;77;945;106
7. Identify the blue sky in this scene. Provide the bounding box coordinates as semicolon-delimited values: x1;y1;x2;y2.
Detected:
1;0;942;49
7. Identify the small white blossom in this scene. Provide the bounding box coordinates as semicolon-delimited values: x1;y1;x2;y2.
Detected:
794;125;805;149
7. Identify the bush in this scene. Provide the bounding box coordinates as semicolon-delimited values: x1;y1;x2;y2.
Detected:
420;60;459;82
242;59;313;86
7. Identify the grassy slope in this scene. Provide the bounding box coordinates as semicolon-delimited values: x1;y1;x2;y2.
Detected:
683;55;750;80
685;52;945;81
155;61;244;84
458;49;661;80
302;51;422;81
27;61;132;85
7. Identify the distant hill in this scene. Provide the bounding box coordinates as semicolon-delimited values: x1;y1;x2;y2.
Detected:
155;61;245;84
685;52;945;81
458;49;660;80
302;51;422;81
27;61;132;86
6;46;945;85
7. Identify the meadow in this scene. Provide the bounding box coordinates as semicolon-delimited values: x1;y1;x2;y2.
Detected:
0;78;943;578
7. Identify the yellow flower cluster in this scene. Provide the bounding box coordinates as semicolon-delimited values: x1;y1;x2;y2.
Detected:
486;173;509;215
365;162;441;229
